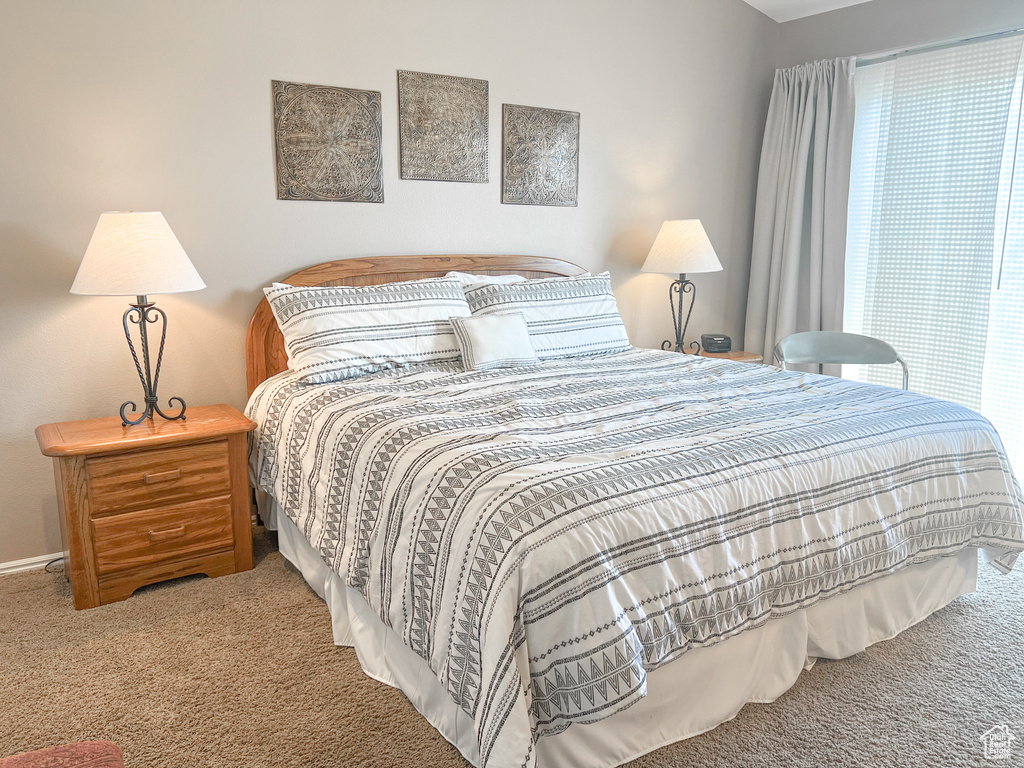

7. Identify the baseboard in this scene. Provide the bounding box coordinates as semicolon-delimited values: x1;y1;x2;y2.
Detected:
0;552;63;575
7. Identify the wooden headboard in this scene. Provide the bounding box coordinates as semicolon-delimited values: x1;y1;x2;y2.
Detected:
244;253;586;395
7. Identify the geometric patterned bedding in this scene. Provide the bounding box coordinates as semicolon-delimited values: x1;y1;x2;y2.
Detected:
246;348;1023;768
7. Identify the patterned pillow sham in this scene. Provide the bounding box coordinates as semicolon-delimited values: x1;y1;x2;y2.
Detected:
450;312;539;371
265;277;471;384
462;271;631;359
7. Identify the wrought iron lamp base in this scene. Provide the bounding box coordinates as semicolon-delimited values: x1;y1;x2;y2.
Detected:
120;294;187;426
659;274;701;355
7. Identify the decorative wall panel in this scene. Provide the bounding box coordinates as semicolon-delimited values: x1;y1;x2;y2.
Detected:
272;80;384;203
397;70;488;183
501;104;580;206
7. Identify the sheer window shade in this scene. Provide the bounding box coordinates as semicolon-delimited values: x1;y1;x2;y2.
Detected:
982;61;1024;468
845;33;1024;469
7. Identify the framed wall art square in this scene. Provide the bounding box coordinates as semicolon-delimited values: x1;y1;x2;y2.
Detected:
501;104;580;206
398;70;489;183
272;80;384;203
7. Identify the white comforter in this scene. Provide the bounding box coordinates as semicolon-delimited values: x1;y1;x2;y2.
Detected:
247;348;1023;768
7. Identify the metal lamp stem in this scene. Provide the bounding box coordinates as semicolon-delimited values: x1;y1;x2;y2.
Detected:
660;273;701;354
120;294;187;426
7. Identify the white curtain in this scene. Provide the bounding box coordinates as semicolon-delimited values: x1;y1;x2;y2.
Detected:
745;58;857;367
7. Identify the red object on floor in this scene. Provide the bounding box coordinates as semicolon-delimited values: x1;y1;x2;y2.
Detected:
0;741;124;767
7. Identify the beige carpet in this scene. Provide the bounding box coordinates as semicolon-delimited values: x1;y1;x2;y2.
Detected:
1;530;1021;768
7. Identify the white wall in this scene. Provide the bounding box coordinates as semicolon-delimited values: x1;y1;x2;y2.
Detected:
0;0;777;562
776;0;1024;68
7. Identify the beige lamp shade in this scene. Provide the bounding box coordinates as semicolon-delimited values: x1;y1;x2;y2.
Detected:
71;211;206;296
641;219;723;276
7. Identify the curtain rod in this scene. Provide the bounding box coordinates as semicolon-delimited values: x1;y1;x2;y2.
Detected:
856;26;1024;67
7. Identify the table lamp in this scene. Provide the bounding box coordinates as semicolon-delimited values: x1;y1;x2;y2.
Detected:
641;219;723;354
71;211;206;426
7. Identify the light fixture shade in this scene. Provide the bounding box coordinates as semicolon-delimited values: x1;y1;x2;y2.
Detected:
641;219;724;275
71;211;206;296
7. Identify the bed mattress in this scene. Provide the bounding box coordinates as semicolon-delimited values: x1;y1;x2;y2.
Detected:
247;348;1023;767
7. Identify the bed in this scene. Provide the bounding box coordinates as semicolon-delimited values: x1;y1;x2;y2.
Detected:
244;254;1024;768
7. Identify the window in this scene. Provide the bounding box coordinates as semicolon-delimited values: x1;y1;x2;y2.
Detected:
845;33;1024;469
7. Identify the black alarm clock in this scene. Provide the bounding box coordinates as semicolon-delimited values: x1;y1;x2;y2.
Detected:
701;334;732;353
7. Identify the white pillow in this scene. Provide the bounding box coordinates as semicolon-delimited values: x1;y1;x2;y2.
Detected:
265;277;471;384
445;271;528;286
463;272;631;360
450;313;539;371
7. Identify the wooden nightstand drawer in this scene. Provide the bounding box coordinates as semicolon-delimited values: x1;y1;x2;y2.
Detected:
87;440;230;516
91;496;234;574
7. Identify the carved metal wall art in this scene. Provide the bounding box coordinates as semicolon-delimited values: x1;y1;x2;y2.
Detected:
501;104;580;206
272;80;384;203
397;70;488;183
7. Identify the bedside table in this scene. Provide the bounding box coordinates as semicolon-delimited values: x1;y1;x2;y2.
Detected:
36;404;256;610
684;349;764;364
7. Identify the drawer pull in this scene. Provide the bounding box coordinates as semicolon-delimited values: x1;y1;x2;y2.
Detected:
143;469;182;484
149;526;186;543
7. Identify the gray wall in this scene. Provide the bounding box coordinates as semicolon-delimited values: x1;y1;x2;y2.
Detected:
0;0;776;563
777;0;1024;68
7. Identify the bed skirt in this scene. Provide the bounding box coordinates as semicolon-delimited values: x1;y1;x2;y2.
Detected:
259;494;978;768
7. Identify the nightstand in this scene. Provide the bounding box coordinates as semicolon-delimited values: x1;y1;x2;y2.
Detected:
36;404;256;610
685;349;764;364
